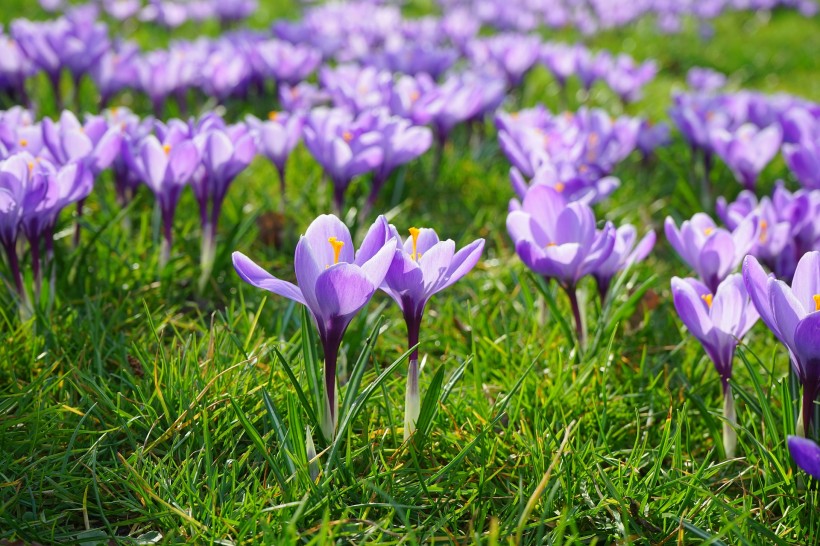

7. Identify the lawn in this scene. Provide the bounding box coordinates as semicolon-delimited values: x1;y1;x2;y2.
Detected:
1;1;819;544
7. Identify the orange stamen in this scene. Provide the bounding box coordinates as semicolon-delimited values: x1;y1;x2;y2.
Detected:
702;294;713;308
328;237;344;265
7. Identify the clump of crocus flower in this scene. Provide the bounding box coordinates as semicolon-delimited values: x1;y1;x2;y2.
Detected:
0;152;92;316
233;214;395;439
671;274;759;458
246;111;304;213
665;212;758;293
507;184;615;343
743;252;820;437
302;107;383;214
130;119;199;268
710;123;782;191
381;225;484;439
190;114;256;290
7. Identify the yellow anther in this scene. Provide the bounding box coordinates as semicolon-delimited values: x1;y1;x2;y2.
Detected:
704;227;714;236
814;294;820;312
342;131;353;143
409;227;421;261
19;138;27;147
268;111;279;121
702;294;713;308
27;162;34;172
759;220;768;243
162;144;171;154
328;237;344;265
588;132;599;146
554;182;565;192
410;90;420;102
546;242;557;248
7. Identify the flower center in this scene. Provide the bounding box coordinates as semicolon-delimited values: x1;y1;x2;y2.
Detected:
410;90;420;102
759;220;768;243
701;294;713;308
409;227;421;261
268;111;279;121
545;242;557;248
342;131;353;143
554;182;565;192
19;138;27;147
704;227;714;236
163;144;171;154
328;237;344;265
814;294;820;312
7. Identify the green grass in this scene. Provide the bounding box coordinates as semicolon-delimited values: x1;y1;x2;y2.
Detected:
1;2;820;544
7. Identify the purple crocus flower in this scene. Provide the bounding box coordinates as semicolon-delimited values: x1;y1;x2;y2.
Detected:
710;123;782;190
233;214;396;439
11;18;72;108
302;107;383;214
91;41;140;108
468;33;541;88
381;226;484;439
717;189;800;280
509;166;620;206
664;213;758;293
787;436;820;479
636;120;671;158
246;111;303;211
540;43;578;89
319;64;394;116
671;274;758;457
0;154;37;310
42;110;123;245
191;118;256;290
506;184;615;341
251;40;323;86
783;136;820;190
743;252;820;434
131;125;199;267
365;114;432;216
42;111;122;174
592;225;655;301
686;67;727;93
279;82;330;113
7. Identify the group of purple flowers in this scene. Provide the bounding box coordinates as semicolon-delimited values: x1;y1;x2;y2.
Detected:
234;214;484;441
1;0;817;486
40;0;257;27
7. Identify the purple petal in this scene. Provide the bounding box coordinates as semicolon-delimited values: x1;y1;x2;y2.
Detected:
788;435;820;479
232;251;306;306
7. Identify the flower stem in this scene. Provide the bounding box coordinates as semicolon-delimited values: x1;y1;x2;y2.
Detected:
562;283;584;346
723;385;737;459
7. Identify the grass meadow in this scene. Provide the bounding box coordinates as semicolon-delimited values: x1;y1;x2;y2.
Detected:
1;1;819;543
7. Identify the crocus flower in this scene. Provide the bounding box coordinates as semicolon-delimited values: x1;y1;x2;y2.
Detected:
11;18;71;108
233;214;395;439
671;274;758;457
507;184;615;341
191;118;256;290
717;189;800;280
686;67;727;93
302;107;383;214
251;40;321;86
743;252;820;434
381;226;484;439
592;225;655;301
42;110;123;245
131;126;199;267
787;436;820;479
710;123;782;190
468;33;541;88
783;137;820;190
246;111;303;211
366;115;432;216
664;213;758;293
